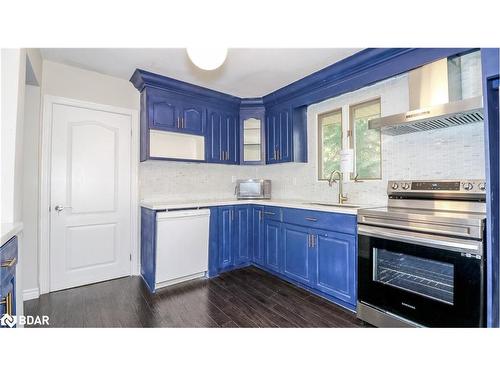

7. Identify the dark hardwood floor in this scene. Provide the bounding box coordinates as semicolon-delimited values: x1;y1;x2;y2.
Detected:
24;266;368;328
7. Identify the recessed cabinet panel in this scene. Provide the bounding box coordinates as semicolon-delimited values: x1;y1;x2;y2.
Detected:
315;230;356;304
219;207;234;270
152;101;178;130
252;206;265;265
283;223;313;285
264;220;281;272
180;106;205;135
235;206;252;265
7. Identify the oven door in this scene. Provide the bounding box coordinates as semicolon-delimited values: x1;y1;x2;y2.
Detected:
358;224;485;327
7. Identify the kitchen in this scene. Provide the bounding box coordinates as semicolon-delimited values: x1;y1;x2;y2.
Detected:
4;0;500;369
2;47;498;331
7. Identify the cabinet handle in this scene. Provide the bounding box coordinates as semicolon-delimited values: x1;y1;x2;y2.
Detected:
225;151;228;160
1;258;16;268
277;148;281;160
305;217;318;222
1;292;13;316
311;235;316;247
259;210;263;221
231;210;234;221
264;211;275;215
307;234;311;247
181;117;185;128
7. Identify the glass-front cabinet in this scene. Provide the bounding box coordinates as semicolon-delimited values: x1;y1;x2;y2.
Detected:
243;117;262;162
240;103;265;165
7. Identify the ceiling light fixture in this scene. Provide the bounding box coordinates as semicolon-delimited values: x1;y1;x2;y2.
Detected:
186;48;228;70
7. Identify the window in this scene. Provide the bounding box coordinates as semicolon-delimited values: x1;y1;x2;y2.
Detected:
349;99;381;180
317;98;381;181
318;109;342;180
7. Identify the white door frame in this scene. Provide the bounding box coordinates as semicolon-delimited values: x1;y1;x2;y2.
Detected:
39;95;140;294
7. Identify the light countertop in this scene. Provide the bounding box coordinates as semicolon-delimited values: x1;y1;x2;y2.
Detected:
1;222;23;247
141;199;373;215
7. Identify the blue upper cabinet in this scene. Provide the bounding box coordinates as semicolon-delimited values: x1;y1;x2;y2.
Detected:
206;108;240;164
180;104;205;134
240;99;266;165
147;87;204;135
206;108;223;162
265;105;307;164
150;92;179;131
130;69;240;163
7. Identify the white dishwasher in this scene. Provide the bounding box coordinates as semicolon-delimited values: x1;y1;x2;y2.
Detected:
155;209;210;290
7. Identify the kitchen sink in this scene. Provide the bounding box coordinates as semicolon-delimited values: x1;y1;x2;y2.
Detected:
309;202;361;208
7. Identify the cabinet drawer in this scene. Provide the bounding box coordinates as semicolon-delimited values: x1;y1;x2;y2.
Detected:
0;236;18;285
282;208;356;235
262;206;282;221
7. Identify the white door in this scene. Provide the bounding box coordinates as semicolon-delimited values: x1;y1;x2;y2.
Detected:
49;103;131;291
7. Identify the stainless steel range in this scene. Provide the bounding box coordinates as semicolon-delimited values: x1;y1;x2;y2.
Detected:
357;179;486;327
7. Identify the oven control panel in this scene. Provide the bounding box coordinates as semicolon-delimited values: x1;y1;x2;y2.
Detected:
388;179;486;198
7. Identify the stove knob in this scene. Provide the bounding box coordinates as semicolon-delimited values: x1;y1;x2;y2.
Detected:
478;182;486;191
391;183;399;190
402;183;410;190
463;182;474;191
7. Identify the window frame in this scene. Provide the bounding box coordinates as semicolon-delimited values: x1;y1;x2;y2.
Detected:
317;108;343;181
348;97;382;181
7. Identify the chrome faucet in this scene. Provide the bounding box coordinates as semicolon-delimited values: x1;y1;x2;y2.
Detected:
328;170;348;204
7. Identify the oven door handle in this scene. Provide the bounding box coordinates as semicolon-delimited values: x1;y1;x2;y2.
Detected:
358;224;483;257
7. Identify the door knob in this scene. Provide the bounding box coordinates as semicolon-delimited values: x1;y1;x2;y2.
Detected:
54;205;72;213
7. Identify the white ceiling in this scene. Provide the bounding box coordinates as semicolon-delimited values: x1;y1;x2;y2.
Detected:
40;48;362;97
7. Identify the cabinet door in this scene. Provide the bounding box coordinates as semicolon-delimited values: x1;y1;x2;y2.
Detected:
278;108;292;162
180;104;205;135
206;109;223;163
226;112;239;164
218;206;234;271
313;230;356;305
265;112;278;164
252;206;265;265
149;94;179;131
264;219;281;272
282;223;314;286
234;206;252;265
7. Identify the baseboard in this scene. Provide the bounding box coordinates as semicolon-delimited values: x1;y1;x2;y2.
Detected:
23;288;40;301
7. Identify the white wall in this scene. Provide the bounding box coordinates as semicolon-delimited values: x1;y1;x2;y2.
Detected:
42;60;139;110
1;49;26;223
22;84;42;295
140;74;486;205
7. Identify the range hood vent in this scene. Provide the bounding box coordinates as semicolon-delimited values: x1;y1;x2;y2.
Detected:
369;51;483;136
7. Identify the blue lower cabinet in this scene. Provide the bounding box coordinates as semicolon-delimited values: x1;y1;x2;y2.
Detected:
282;223;314;286
140;208;157;292
313;229;356;305
218;206;235;271
1;236;18;327
264;218;282;272
234;205;252;265
252;206;265;265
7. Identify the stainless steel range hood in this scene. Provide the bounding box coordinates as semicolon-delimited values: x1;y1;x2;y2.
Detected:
369;51;484;136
